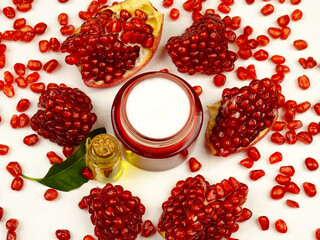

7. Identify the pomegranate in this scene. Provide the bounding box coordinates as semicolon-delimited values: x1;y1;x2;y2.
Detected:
80;183;145;239
157;175;249;240
30;84;97;147
206;79;279;157
166;12;237;75
61;0;164;88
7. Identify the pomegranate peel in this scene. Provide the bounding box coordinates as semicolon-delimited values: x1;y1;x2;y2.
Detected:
62;0;164;88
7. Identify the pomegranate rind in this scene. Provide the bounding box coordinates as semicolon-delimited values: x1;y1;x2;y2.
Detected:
72;0;164;88
205;102;278;157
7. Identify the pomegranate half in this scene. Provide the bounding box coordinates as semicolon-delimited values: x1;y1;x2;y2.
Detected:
206;79;280;157
61;0;164;88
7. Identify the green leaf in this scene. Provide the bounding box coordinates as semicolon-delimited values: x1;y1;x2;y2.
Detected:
22;127;106;192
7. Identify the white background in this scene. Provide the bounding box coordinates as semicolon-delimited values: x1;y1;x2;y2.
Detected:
1;0;320;239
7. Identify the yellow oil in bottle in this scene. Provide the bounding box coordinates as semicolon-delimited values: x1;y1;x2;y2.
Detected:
86;134;122;182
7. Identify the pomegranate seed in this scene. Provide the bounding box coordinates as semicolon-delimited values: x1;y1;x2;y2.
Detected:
47;151;63;165
34;22;47;35
192;11;203;22
17;3;32;12
26;72;40;83
79;11;91;20
141;220;156;237
10;114;20;129
0;54;6;68
243;26;253;36
56;229;71;240
81;167;94;180
261;4;274;16
308;122;319;135
13;18;26;29
14;63;26;76
0;44;7;55
58;13;69;26
272;121;286;131
39;40;50;53
60;25;75;36
291;9;303;21
237;49;252;60
277;15;290;27
4;71;14;84
270;185;286;200
11;177;24;191
305;157;319;171
284;109;296;122
44;189;59;201
230;16;241;30
6;162;22;177
271;55;285;64
16;98;30;112
269;151;282;164
286;199;299;208
287;120;303;130
285;181;300;194
290;0;301;5
23;134;39;146
192;86;202;96
275;64;290;74
280;26;291;40
239;158;254;168
313;103;320;115
249;169;265;181
295;101;311;113
19;113;30;128
298;58;307;68
236;66;247;80
3;7;16;19
58;0;69;3
15;77;28;88
27;60;42;71
306;57;317;68
303;182;317;197
87;1;100;14
49;38;61;52
238;208;252;222
246;65;257;79
297;131;313;144
271;73;284;84
0;144;10;155
213;74;226;87
0;207;3;221
280;166;295;176
253;49;269;61
3;84;15;98
275;219;287;233
315;229;320;240
188;157;202;172
83;236;95;240
275;174;291;185
163;0;173;8
6;218;19;231
286;130;297;144
293;39;308;50
270;132;285;145
258;216;269;231
169;8;179;21
63;146;74;158
247;147;260;161
7;231;17;240
256;35;270;46
30;82;46;93
297;75;310;90
217;3;230;14
44;59;60;73
268;27;281;39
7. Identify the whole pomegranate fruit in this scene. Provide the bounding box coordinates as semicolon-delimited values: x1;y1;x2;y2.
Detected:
30;84;97;147
61;0;164;88
166;12;237;75
157;175;249;240
79;183;145;239
206;78;280;157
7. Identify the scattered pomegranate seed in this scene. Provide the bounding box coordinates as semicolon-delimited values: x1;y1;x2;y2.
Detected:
247;147;260;161
7;231;17;240
0;54;6;68
213;74;226;87
19;113;30;128
39;40;50;53
295;101;311;113
10;114;19;129
30;82;45;93
6;218;19;231
17;3;32;12
3;7;16;19
268;27;281;39
297;75;310;90
238;208;252;222
13;18;27;30
78;11;91;20
43;59;60;73
23;134;39;146
218;3;231;14
285;181;300;194
280;166;295;176
290;0;301;5
270;185;286;200
0;207;3;221
163;0;173;8
308;122;319;135
44;189;59;201
26;72;40;83
6;162;22;177
60;25;75;36
63;146;74;158
47;151;63;165
14;63;26;76
4;71;14;84
253;49;269;61
256;35;270;46
34;22;47;35
277;15;290;27
188;157;202;172
169;8;180;21
286;199;299;208
11;177;24;191
141;220;156;237
271;55;285;64
315;229;320;240
16;99;30;112
272;121;286;131
58;13;69;26
15;76;28;88
270;132;285;145
303;182;317;197
0;144;10;155
261;4;274;16
297;131;313;144
239;158;254;168
192;86;202;96
49;38;61;52
305;157;319;171
275;174;291;185
81;167;94;180
83;235;95;240
249;169;265;181
269;151;283;164
287;120;303;130
275;219;288;233
56;229;71;240
293;39;308;50
3;84;15;98
258;216;269;231
291;9;303;21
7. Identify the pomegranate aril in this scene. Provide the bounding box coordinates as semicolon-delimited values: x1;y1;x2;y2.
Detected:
141;220;156;237
295;101;311;113
81;167;94;180
27;60;42;71
11;177;24;191
63;146;74;158
10;114;20;129
169;8;179;21
268;27;281;39
253;49;269;61
269;151;282;164
272;121;286;131
298;58;307;69
30;82;45;93
286;199;299;208
213;74;226;87
258;216;269;231
290;0;301;5
270;185;286;200
0;144;10;155
287;120;303;130
303;182;317;197
291;9;303;21
44;189;59;201
14;63;26;76
305;157;319;171
19;113;30;128
3;7;16;19
17;3;32;12
0;54;6;68
44;59;60;73
297;75;310;90
6;218;19;231
15;77;28;88
286;130;297;144
256;35;270;46
275;174;291;185
243;26;253;36
285;181;300;194
297;131;313;144
271;55;285;64
34;22;47;35
277;15;290;27
83;235;95;240
308;122;319;135
60;25;75;36
313;103;320;115
270;132;285;145
6;162;22;177
293;39;308;50
78;11;91;21
7;231;17;240
316;229;320;240
56;229;71;240
246;64;257;79
58;13;69;26
247;147;260;161
47;151;63;165
249;169;265;181
218;3;231;14
261;4;274;16
239;158;254;168
4;71;14;84
238;207;252;222
0;207;3;221
284;109;296;123
163;0;173;8
87;1;100;14
3;84;15;98
13;18;27;30
192;85;202;96
26;72;40;83
280;166;295;176
50;38;61;52
275;64;290;74
275;219;287;233
188;157;202;172
39;40;50;53
23;134;39;146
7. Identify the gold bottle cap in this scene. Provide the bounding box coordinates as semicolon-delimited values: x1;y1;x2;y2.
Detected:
91;134;118;161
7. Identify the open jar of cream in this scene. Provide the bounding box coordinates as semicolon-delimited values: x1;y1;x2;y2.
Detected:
111;71;203;171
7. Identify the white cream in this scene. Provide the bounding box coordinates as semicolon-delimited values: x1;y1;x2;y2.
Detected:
126;77;191;139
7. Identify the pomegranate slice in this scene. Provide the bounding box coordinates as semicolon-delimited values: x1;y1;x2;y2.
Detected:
157;175;249;239
206;79;279;157
61;0;164;88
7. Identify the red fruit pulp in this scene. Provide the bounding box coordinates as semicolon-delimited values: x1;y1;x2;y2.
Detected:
44;189;59;201
258;216;269;230
141;220;156;237
275;219;287;233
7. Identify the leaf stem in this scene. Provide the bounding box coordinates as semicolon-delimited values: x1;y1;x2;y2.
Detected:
21;174;42;181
